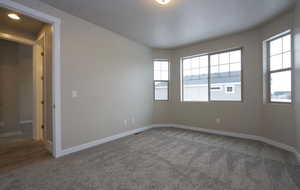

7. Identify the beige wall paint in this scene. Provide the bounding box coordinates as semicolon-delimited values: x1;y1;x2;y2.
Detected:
260;12;296;147
294;1;300;152
153;11;297;147
170;29;264;137
12;0;153;149
0;39;33;133
152;49;173;124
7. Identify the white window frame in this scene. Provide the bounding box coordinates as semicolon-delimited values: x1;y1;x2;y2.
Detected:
266;31;293;104
181;47;243;102
153;59;169;101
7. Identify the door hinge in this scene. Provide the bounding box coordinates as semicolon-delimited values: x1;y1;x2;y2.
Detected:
41;52;44;56
41;125;44;129
41;76;44;80
41;100;44;105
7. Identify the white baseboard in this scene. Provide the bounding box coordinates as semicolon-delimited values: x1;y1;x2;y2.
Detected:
56;123;300;162
19;120;33;125
57;126;152;158
151;124;300;162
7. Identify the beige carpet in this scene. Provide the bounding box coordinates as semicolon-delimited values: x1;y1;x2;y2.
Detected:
1;127;300;190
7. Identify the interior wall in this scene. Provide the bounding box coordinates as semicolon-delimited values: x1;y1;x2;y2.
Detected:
0;39;18;133
17;43;33;122
260;12;296;147
0;39;33;133
153;11;297;147
152;49;173;124
170;29;264;137
294;1;300;152
12;0;154;150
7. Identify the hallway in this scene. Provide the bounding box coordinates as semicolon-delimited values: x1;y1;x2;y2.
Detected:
0;124;51;173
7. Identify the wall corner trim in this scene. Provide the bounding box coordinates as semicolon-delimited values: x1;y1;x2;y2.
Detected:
55;123;300;162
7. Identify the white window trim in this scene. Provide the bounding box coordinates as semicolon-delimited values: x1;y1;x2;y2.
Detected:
266;31;293;104
153;59;169;101
181;47;243;102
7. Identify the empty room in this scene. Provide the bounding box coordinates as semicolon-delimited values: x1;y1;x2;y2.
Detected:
0;0;300;189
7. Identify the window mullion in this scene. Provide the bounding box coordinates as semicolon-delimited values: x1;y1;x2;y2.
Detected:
208;54;211;102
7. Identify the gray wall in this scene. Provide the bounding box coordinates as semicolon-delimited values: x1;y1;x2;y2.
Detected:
153;11;297;147
0;39;33;133
260;12;296;147
294;1;300;152
13;0;153;150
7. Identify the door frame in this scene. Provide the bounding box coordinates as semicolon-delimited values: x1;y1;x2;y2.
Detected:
0;0;62;158
33;32;45;142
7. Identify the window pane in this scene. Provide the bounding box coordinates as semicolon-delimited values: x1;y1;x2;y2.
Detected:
161;71;168;80
220;52;230;64
270;71;291;103
161;62;168;71
230;50;241;63
270;38;282;56
211;66;218;74
154;71;160;80
200;56;208;67
154;81;168;100
282;52;291;69
183;60;191;70
183;55;209;101
270;54;282;71
183;79;208;101
219;64;230;73
191;68;199;77
153;60;169;81
210;50;242;101
191;57;200;68
210;54;219;66
283;34;291;52
154;62;160;71
200;67;208;75
230;63;241;72
210;75;241;101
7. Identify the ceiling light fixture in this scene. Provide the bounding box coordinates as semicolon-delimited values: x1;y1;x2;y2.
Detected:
8;13;20;20
156;0;171;5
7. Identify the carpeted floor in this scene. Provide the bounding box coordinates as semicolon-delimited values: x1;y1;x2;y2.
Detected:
1;127;300;190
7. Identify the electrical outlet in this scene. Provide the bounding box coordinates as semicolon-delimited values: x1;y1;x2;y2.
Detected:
216;118;221;124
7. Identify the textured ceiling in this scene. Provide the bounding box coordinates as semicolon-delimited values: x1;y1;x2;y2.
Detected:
0;7;45;38
39;0;295;48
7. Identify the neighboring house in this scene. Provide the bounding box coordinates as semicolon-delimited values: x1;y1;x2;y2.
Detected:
183;71;241;101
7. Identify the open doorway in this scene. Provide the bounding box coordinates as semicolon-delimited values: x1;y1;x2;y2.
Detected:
0;6;53;171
